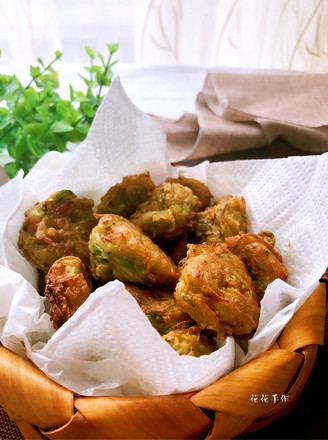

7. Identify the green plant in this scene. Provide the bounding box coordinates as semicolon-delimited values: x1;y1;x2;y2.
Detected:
0;43;119;178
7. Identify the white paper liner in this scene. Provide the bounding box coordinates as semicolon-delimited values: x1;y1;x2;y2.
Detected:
0;77;327;396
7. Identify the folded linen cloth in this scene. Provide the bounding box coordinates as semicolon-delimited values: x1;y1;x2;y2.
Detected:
152;71;328;162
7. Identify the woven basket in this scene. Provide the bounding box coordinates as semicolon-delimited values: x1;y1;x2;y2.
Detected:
0;281;326;440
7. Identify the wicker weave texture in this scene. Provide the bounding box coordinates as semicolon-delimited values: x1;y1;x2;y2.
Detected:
0;405;24;440
0;283;326;440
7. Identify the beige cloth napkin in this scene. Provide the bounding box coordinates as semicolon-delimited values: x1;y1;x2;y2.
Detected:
152;71;328;163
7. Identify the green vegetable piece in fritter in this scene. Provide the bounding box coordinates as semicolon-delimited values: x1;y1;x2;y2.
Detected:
89;214;179;286
124;283;194;335
130;182;201;241
17;190;97;272
96;172;156;217
195;195;247;243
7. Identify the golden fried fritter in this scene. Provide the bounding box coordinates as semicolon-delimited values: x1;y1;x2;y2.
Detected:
130;182;201;241
89;214;179;286
165;176;213;210
225;232;289;300
96;172;156;217
162;326;217;357
124;283;193;335
174;243;260;338
17;190;97;272
194;195;247;243
44;256;92;329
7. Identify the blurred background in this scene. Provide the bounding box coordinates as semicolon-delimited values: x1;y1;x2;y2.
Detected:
1;0;328;71
1;0;328;120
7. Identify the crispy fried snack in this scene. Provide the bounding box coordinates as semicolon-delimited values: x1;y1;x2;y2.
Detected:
89;214;179;286
124;283;193;335
130;182;201;241
17;190;97;272
162;326;217;357
174;243;260;337
165;176;213;210
194;195;247;243
225;232;289;300
44;256;92;329
96;172;156;217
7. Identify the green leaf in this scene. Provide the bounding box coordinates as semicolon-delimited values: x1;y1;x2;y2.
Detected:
25;122;47;138
13;129;27;161
50;120;74;133
83;65;102;73
51;134;67;151
5;162;19;178
97;52;105;67
64;129;87;143
13;102;30;127
108;59;119;70
69;85;75;101
0;107;10;130
35;104;50;123
26;134;49;158
40;130;55;147
0;75;21;102
30;65;41;79
85;46;95;58
23;88;39;109
0;43;119;178
107;43;119;53
80;102;95;118
37;57;45;67
72;91;89;103
95;71;111;87
75;122;89;136
36;71;59;89
56;100;80;124
78;74;91;87
55;100;72;119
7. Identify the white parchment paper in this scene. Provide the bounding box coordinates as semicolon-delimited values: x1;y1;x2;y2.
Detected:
0;77;328;396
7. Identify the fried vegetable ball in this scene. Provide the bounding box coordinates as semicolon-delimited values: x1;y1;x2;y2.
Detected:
17;190;97;272
130;182;201;241
225;232;289;300
174;243;260;338
124;283;194;335
162;326;217;357
165;176;213;210
89;214;179;286
194;195;247;244
96;172;156;217
44;256;92;329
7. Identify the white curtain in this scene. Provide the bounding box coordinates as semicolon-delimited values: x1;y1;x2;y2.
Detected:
1;0;328;72
0;0;134;67
134;0;328;72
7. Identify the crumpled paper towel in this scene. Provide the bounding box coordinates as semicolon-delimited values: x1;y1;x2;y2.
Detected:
0;77;328;397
